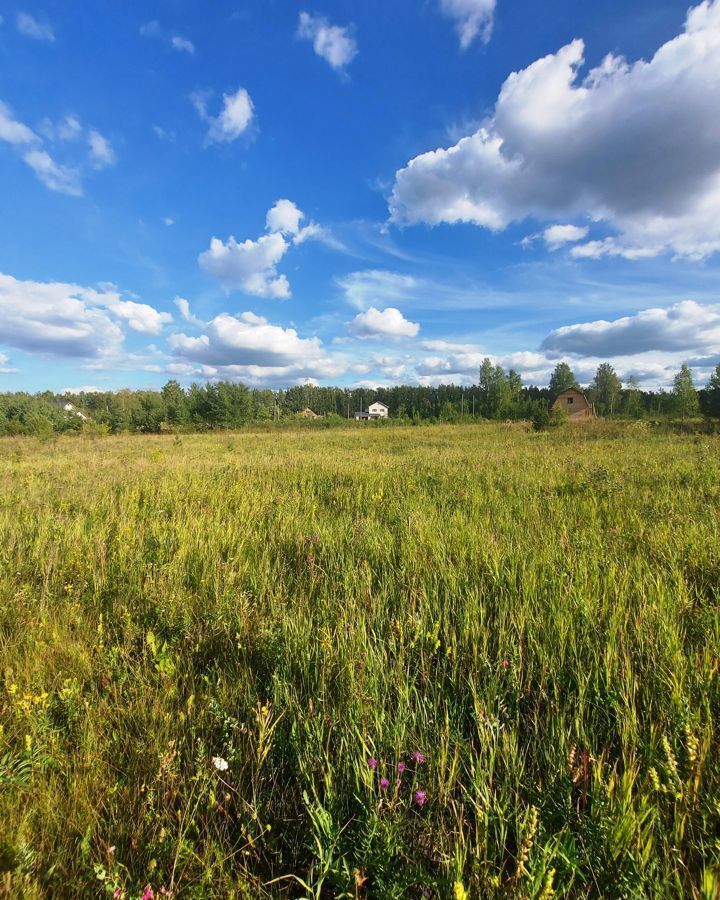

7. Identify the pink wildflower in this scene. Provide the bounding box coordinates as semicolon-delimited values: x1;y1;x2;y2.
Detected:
397;761;406;774
412;751;425;764
414;790;427;807
379;777;390;790
367;757;377;770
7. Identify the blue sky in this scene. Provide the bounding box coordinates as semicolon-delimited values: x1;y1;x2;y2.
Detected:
2;0;720;392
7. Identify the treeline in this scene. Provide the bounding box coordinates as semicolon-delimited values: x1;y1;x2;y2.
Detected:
1;361;719;436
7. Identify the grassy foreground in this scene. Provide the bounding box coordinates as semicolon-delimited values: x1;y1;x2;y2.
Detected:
1;424;719;899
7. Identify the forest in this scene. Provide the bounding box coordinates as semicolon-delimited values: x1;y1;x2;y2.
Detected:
1;361;719;436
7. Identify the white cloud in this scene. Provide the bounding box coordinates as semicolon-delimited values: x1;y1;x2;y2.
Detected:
338;270;419;310
193;87;255;143
0;100;37;145
1;102;113;194
0;272;172;361
163;216;175;226
100;297;172;335
199;232;291;298
141;21;195;54
16;11;54;41
390;1;720;260
169;311;346;385
174;296;204;326
61;385;104;394
87;130;115;168
349;306;420;340
200;200;331;297
171;35;195;54
438;0;496;48
540;300;720;357
265;198;333;247
0;273;121;358
266;199;304;236
543;224;589;249
22;149;82;196
58;115;82;140
297;12;357;71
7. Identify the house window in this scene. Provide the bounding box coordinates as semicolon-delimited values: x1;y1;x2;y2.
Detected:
567;397;574;404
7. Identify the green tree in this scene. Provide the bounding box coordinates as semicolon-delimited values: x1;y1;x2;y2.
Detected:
161;380;188;426
590;363;622;415
508;369;523;403
549;362;579;395
622;375;643;417
672;363;700;421
705;364;720;418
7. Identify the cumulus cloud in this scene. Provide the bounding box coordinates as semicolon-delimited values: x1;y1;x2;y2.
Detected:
297;12;357;71
266;199;304;237
438;0;496;48
192;87;254;143
390;1;720;260
16;11;54;41
540;300;720;357
543;224;589;249
0;102;114;194
100;296;172;335
265;198;332;246
199;200;330;297
169;311;346;385
349;306;420;340
0;272;172;362
199;233;291;299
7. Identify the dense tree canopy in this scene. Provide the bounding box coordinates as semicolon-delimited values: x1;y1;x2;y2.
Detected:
0;363;717;437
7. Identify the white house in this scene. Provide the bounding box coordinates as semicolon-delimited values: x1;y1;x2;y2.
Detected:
354;401;389;420
63;402;89;422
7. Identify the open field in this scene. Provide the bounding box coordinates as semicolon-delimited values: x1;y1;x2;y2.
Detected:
1;424;719;898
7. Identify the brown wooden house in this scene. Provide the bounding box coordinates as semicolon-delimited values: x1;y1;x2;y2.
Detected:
551;388;594;420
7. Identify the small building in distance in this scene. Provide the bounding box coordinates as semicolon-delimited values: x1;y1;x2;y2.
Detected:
297;407;320;418
63;402;89;422
551;388;594;421
354;401;389;420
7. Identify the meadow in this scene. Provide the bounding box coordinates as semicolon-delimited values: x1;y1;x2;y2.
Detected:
0;423;719;898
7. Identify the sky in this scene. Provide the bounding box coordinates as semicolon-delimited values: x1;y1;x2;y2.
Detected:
2;0;720;393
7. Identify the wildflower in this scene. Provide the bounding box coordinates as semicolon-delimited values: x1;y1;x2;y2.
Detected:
454;882;468;900
379;777;390;790
500;659;510;668
113;891;123;900
141;887;154;900
397;761;406;775
367;757;377;770
412;751;425;764
108;846;116;854
414;790;427;807
212;756;229;772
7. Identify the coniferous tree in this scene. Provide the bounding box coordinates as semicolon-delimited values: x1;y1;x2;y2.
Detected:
706;364;720;417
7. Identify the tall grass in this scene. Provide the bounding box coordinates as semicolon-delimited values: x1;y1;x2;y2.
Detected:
0;423;719;898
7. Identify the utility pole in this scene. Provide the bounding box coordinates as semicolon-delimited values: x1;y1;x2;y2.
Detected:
461;387;464;417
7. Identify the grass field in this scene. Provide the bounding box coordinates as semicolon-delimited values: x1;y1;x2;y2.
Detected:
1;423;719;898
